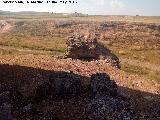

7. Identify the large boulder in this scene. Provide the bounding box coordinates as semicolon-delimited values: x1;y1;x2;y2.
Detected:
33;71;82;101
84;73;135;120
65;33;120;68
90;73;117;97
49;71;82;98
65;33;99;60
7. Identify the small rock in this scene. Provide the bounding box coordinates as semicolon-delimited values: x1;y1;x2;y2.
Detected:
0;91;10;105
0;103;12;120
144;96;153;101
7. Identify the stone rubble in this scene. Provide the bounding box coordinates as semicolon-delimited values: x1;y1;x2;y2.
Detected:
0;71;137;120
65;33;120;68
84;73;135;120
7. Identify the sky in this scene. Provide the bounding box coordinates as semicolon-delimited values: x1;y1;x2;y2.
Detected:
0;0;160;16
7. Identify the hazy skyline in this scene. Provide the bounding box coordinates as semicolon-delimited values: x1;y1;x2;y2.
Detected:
0;0;160;16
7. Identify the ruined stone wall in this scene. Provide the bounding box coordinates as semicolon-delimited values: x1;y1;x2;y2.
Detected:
65;33;120;68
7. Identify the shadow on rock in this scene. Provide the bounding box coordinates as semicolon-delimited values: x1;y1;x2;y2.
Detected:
64;33;120;68
0;64;159;120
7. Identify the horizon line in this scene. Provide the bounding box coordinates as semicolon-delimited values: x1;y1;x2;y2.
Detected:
0;10;160;17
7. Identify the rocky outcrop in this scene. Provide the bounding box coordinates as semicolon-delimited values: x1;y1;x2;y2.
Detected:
0;70;83;120
65;33;120;68
65;33;98;60
34;71;82;100
84;73;135;120
90;73;117;97
49;71;82;98
0;70;136;120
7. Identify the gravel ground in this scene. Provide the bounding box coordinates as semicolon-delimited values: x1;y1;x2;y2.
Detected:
0;55;160;119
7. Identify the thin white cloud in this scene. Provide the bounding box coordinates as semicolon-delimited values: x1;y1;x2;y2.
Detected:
90;0;108;5
90;0;124;8
110;0;124;8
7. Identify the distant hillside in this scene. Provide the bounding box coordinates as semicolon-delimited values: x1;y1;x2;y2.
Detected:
0;10;88;19
0;10;11;15
0;10;53;16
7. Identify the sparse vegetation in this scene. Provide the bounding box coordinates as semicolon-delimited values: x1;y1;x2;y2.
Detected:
0;17;159;82
121;63;160;83
0;14;160;120
121;63;150;75
148;71;160;84
0;48;17;55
